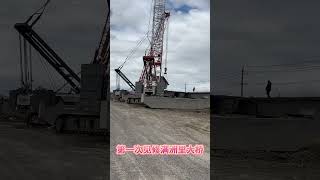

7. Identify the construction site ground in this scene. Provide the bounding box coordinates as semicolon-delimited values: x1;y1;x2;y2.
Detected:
110;101;210;180
213;115;320;179
0;114;108;180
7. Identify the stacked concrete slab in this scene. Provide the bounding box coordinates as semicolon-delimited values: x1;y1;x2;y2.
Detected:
163;91;186;98
256;97;320;117
238;97;320;118
143;96;210;110
213;96;320;118
186;92;210;99
164;91;210;99
213;96;320;151
212;95;241;114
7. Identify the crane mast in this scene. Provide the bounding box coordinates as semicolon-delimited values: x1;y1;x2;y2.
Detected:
92;5;110;66
140;0;170;94
13;0;111;133
92;0;110;100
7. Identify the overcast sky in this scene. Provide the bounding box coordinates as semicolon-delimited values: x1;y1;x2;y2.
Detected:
0;0;106;95
213;0;320;97
0;0;209;96
5;0;320;97
110;0;210;92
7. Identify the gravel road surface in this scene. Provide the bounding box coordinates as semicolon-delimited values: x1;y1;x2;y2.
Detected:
110;101;210;180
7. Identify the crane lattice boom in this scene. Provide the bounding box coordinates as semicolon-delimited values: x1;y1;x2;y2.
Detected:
140;0;169;90
92;0;110;99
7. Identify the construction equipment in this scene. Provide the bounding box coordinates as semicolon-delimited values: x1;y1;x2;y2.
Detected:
15;1;80;94
114;0;169;103
139;0;170;96
13;0;110;134
115;68;135;91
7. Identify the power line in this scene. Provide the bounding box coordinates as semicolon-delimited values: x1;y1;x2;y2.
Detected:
249;79;320;86
216;63;320;79
214;72;241;80
215;57;320;95
248;64;320;70
247;56;320;68
185;80;210;85
248;66;320;74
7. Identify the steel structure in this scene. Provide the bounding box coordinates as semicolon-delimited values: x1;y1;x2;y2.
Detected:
92;0;110;66
14;0;110;134
140;0;170;93
14;0;80;94
92;0;110;100
115;69;135;91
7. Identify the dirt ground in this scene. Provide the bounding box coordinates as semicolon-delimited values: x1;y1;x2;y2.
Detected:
213;115;320;180
213;149;320;180
0;114;108;180
0;101;210;180
110;101;210;180
4;103;320;179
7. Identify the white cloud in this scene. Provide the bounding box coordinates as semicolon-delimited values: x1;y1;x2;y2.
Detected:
110;0;210;92
170;0;210;10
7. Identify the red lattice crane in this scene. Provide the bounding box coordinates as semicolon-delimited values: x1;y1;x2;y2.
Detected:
92;5;110;66
92;0;110;100
140;0;170;94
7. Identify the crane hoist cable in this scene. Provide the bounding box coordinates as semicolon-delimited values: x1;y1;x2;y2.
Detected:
35;51;56;90
117;33;149;70
16;0;82;93
117;0;154;70
164;19;169;74
55;71;81;93
115;0;155;91
25;0;51;27
146;0;154;44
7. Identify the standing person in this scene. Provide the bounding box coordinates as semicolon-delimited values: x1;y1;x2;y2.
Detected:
193;87;195;92
265;80;272;98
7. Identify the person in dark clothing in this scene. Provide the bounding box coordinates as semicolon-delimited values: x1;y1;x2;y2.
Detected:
266;80;272;98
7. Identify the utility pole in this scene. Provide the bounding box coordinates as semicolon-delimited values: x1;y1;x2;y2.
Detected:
29;43;33;91
185;82;187;93
116;73;120;90
241;66;244;97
